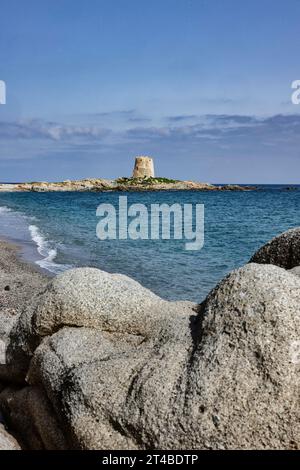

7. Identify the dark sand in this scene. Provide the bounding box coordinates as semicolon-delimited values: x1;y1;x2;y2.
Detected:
0;241;49;448
0;240;48;363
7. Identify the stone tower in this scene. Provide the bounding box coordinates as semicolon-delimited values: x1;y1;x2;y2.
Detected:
132;156;155;178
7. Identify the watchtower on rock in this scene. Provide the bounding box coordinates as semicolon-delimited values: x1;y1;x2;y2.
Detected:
132;156;155;178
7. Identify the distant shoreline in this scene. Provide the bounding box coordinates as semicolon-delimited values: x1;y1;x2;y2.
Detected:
0;177;255;193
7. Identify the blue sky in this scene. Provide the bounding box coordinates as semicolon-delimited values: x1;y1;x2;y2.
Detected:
0;0;300;182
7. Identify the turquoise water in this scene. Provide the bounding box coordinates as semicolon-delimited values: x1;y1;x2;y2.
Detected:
0;186;300;302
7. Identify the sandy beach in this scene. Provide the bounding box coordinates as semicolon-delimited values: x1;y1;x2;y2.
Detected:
0;240;48;448
0;240;47;363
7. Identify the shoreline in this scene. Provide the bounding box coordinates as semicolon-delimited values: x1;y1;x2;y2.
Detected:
0;238;48;368
0;203;71;278
0;238;49;279
0;230;56;278
0;239;48;449
0;234;54;276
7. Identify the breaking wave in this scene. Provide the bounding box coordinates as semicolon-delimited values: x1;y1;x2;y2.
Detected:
28;224;70;274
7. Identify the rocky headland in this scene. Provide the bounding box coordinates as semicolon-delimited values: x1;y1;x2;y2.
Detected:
0;177;254;192
0;228;299;449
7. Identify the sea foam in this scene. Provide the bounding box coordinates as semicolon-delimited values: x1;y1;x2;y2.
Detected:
28;224;69;274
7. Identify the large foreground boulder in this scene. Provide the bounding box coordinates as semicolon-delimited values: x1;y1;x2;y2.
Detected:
5;268;189;382
1;264;299;449
250;227;300;268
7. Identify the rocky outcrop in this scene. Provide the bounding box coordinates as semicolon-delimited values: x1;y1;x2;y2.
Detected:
0;178;254;192
14;178;115;193
1;255;299;449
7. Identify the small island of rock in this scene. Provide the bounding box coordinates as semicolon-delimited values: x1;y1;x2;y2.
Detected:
0;156;254;192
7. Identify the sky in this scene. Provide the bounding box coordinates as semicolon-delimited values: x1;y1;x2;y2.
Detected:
0;0;300;183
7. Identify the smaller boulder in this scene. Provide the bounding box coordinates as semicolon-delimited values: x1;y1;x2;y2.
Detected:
250;227;300;268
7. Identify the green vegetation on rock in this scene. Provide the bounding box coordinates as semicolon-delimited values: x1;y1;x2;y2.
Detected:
116;176;179;185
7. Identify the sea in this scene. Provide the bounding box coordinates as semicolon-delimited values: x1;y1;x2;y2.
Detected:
0;185;299;302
